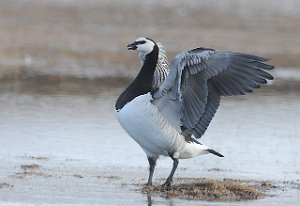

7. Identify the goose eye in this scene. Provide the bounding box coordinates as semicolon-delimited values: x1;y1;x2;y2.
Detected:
136;40;146;45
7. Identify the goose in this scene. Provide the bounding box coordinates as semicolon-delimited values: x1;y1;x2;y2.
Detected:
115;37;274;187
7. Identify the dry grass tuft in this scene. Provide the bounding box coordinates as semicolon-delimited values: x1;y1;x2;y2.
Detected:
21;164;40;170
27;156;48;160
0;183;13;189
143;179;265;201
12;171;52;179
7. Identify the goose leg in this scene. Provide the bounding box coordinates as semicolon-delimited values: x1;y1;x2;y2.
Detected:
162;157;179;188
147;157;157;186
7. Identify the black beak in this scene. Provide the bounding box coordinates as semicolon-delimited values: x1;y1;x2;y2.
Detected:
127;42;138;50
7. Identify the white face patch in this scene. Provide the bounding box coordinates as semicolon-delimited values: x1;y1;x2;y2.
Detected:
135;37;155;55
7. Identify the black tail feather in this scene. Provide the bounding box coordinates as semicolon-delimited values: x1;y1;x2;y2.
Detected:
207;149;224;157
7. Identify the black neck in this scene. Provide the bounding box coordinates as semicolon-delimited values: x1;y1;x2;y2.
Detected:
115;45;159;110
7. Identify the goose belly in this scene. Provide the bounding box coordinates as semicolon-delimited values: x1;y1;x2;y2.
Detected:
115;93;184;157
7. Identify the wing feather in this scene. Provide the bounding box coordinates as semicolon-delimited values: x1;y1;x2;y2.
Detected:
152;43;170;89
153;48;274;138
193;81;221;138
181;73;208;128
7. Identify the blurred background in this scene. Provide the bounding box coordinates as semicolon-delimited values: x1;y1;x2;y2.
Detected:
0;0;299;93
0;0;299;204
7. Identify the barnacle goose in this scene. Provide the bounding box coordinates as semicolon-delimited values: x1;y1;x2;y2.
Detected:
115;37;274;187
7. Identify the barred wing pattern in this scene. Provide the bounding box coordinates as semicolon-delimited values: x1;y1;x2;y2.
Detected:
153;48;273;139
138;43;170;89
152;43;170;89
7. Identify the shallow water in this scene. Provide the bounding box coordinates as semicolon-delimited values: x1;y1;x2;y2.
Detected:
0;70;300;205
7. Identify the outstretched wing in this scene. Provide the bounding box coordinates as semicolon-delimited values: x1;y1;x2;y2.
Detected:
153;48;274;139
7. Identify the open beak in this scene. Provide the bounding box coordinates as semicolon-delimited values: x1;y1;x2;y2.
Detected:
127;42;138;50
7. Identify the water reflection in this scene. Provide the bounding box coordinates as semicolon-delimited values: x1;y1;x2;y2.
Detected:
146;193;175;206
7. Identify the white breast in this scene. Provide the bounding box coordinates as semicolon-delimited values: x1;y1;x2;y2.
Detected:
115;93;185;157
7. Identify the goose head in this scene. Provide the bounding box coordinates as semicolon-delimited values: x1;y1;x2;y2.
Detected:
127;37;156;55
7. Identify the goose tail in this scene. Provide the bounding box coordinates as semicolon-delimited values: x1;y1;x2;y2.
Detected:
206;149;224;157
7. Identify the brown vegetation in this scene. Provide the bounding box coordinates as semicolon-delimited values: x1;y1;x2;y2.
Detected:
20;164;41;170
142;178;270;201
0;183;13;189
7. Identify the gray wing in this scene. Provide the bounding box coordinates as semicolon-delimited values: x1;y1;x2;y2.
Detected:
152;43;170;89
153;48;274;138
